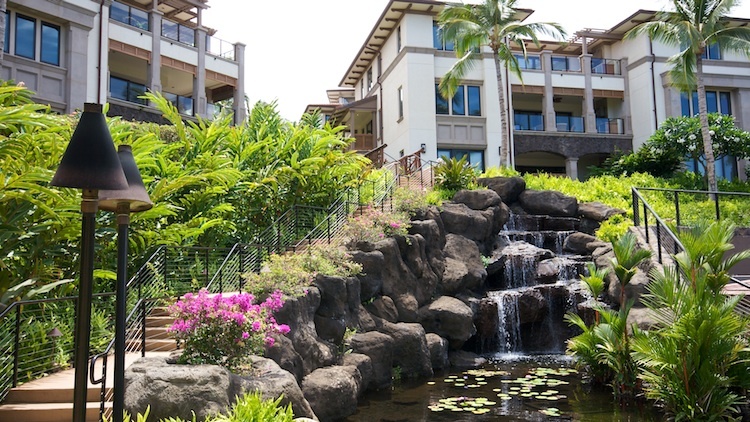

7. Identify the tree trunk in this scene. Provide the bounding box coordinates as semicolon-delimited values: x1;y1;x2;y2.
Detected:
696;55;718;193
494;53;510;167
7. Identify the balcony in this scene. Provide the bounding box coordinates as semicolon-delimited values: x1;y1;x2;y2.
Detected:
514;112;544;131
351;134;376;151
551;56;581;72
591;58;621;75
164;91;194;116
109;76;147;106
555;116;585;133
596;118;625;134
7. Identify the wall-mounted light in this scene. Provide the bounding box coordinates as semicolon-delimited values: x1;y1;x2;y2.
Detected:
420;143;426;153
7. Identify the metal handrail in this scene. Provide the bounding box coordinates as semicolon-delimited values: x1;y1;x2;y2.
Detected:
632;187;750;295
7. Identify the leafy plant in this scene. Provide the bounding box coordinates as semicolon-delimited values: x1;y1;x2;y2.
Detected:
434;156;477;193
210;391;294;422
632;221;750;421
342;206;410;245
168;290;290;370
242;244;361;298
392;186;429;216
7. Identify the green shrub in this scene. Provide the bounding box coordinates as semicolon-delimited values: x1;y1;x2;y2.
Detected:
434;156;478;193
392;186;429;216
242;244;361;297
209;391;294;422
479;166;520;178
342;206;410;245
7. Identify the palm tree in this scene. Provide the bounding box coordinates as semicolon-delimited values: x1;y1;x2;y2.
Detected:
625;0;750;192
437;0;565;167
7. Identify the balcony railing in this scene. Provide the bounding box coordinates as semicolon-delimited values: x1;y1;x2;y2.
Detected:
110;1;149;31
162;20;195;47
207;35;236;60
596;117;625;134
514;54;542;70
592;58;621;75
551;56;581;72
514;113;544;131
351;134;376;151
556;116;585;132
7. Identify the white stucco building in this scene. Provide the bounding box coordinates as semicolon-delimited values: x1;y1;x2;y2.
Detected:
308;1;750;180
1;0;246;123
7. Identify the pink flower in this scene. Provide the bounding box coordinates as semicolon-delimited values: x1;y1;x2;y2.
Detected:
242;331;250;340
265;337;275;347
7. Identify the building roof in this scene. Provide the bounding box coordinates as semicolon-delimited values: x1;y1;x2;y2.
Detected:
339;0;534;87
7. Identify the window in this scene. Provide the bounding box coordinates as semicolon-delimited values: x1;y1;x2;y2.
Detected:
367;68;373;91
110;1;149;30
109;76;147;105
551;56;581;72
435;84;481;116
438;149;485;171
702;42;721;60
4;11;10;53
432;21;454;51
680;91;732;116
164;92;194;115
398;86;404;120
10;12;60;66
515;54;541;70
15;14;35;60
397;26;401;52
40;23;60;65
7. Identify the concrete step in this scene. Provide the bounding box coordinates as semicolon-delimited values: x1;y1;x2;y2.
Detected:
145;326;175;340
127;339;178;352
0;401;110;422
145;316;175;328
4;387;103;404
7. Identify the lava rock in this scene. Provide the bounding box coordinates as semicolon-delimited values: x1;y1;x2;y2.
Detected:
452;188;502;210
418;296;476;349
477;176;526;204
518;190;578;217
302;365;361;421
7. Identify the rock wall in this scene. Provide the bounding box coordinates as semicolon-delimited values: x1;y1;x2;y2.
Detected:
125;177;626;421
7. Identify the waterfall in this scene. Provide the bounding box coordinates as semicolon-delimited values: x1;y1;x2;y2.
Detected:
488;290;522;353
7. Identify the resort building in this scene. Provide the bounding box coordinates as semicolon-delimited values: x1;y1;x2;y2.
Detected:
308;0;750;180
1;0;246;122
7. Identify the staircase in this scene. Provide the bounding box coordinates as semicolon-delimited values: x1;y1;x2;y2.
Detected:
0;308;177;422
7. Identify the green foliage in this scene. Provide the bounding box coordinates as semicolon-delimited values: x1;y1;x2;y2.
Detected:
103;406;151;422
579;262;608;300
342;207;410;245
593;114;750;181
210;392;294;422
633;221;750;421
392;186;429;216
480;166;520;178
434;156;478;193
611;233;652;308
242;245;361;297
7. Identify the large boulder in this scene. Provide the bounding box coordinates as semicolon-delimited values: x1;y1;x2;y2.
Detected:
265;334;305;382
408;219;446;278
375;238;420;320
273;287;337;375
425;333;450;370
302;366;361;421
518;190;578;217
347;331;394;389
578;202;626;221
449;350;487;369
395;234;440;305
452;189;502;210
342;353;374;393
439;203;494;244
376;321;433;379
365;295;399;323
124;358;239;421
563;232;605;255
239;357;316;419
349;249;385;301
418;296;476;349
516;289;546;324
441;234;487;294
477;176;526;204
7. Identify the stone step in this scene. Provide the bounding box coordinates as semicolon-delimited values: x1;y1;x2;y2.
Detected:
148;306;173;317
4;387;103;404
0;401;110;422
145;326;175;340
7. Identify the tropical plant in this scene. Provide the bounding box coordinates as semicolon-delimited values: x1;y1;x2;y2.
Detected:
632;221;750;421
610;232;652;309
625;0;750;192
437;0;565;165
168;289;290;370
342;206;410;245
579;262;609;323
434;156;477;192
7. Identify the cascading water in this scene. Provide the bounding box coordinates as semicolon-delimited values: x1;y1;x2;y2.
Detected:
482;212;593;355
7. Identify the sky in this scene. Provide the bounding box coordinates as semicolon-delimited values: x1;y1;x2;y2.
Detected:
201;0;750;121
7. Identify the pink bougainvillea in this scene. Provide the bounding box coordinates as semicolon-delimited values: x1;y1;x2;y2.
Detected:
168;289;290;369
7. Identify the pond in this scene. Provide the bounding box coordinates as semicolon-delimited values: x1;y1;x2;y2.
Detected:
346;354;661;421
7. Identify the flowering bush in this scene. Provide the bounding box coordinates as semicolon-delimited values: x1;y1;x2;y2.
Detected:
168;289;290;370
392;186;429;216
342;206;410;245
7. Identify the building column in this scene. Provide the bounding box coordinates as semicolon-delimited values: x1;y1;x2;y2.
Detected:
148;10;163;100
0;0;6;61
95;0;113;105
67;23;90;112
621;58;632;135
581;54;596;133
541;50;556;132
233;42;246;123
193;27;207;118
566;157;579;180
